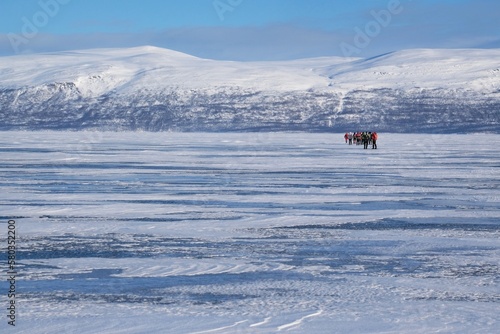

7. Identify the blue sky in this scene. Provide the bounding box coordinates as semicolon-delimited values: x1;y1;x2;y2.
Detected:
1;0;499;60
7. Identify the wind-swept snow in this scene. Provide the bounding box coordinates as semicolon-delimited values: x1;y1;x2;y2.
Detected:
0;131;499;333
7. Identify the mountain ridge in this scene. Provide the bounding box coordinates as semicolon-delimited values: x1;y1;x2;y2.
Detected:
1;46;499;132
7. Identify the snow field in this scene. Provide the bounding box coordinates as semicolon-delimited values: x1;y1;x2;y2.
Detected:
0;131;499;333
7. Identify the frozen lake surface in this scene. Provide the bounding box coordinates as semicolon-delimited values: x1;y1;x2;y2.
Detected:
1;132;499;333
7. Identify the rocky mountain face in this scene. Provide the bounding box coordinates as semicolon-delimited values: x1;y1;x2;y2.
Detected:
1;46;499;132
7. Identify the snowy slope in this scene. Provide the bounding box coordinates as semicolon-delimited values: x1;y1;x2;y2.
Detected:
0;46;499;132
321;49;500;92
0;46;340;94
1;46;498;93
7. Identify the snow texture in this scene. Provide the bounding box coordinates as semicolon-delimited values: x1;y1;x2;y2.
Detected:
0;131;499;333
0;46;499;132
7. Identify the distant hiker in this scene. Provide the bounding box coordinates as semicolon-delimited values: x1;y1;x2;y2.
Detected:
356;132;362;145
362;132;370;149
344;133;349;143
371;132;378;149
348;132;353;145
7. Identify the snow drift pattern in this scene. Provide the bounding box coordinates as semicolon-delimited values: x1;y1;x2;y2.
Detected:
1;132;499;333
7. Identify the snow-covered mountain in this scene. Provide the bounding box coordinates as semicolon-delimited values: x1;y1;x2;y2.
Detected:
1;46;499;132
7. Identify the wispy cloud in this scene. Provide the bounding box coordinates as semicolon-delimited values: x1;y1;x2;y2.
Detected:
0;25;349;60
70;19;136;31
0;0;498;60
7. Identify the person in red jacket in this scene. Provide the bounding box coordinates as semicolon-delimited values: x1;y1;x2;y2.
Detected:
371;132;378;149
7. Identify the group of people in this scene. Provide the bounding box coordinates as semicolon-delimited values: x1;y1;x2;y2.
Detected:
344;132;378;149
